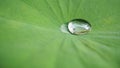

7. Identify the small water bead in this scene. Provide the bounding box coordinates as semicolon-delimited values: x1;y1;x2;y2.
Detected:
60;23;69;34
68;19;91;35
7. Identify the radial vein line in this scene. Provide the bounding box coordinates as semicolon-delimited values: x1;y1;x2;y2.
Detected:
79;38;112;61
86;37;118;47
20;0;59;26
20;0;42;14
71;39;86;68
0;17;57;32
45;0;60;24
57;0;65;22
54;35;66;68
74;0;83;17
88;35;120;39
68;0;70;19
67;0;69;20
87;38;111;47
90;31;120;34
58;35;67;51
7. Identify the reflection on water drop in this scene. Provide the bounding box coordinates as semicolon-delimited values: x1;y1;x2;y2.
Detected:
68;19;91;35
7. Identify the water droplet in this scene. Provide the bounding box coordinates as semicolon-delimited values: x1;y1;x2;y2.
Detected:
68;19;91;35
60;23;69;34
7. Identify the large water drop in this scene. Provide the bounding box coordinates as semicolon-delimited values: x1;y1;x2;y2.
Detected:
68;19;91;35
61;19;91;35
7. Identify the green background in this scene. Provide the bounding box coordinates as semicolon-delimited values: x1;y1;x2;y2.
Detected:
0;0;120;68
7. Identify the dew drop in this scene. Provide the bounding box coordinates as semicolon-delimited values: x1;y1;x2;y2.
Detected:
60;23;69;34
68;19;91;35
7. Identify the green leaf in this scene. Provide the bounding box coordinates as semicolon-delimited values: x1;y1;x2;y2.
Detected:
0;0;120;68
